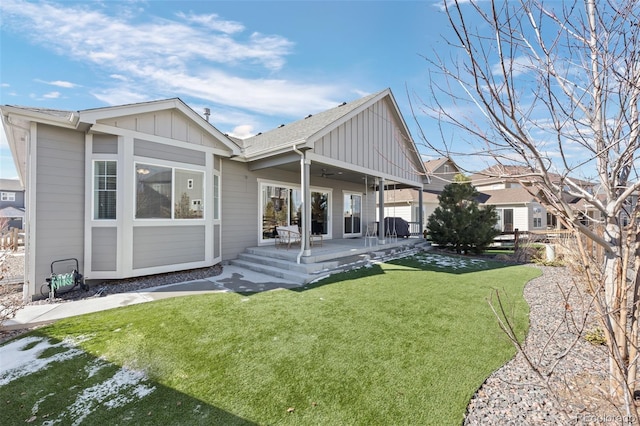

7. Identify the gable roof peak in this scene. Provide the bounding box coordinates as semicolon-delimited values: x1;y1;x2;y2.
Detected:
241;89;391;157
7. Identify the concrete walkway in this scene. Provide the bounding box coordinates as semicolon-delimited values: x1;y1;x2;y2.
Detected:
2;265;302;330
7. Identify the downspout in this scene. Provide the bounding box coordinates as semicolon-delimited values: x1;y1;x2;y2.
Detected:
293;144;311;264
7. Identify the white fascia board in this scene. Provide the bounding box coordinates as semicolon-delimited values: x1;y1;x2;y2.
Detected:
2;106;79;129
242;138;309;162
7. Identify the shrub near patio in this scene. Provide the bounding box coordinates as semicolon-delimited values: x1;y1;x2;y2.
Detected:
0;253;540;425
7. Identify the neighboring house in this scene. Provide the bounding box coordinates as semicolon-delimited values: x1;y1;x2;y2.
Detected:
475;187;547;232
0;178;25;229
377;157;462;229
1;89;429;300
470;165;598;232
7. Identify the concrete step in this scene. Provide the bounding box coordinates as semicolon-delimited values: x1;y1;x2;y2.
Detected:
229;258;315;285
233;240;433;287
237;252;339;275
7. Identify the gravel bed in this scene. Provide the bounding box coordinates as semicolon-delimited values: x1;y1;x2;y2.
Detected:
464;265;619;425
1;248;222;305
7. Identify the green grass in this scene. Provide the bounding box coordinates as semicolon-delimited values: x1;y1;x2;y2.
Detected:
1;253;540;425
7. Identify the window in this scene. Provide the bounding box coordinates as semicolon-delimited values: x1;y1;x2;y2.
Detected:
259;182;330;240
135;163;204;219
0;192;16;202
175;169;204;219
532;207;542;229
93;161;117;219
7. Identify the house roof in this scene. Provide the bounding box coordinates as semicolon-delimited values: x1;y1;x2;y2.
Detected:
382;189;441;204
477;187;538;205
424;158;450;173
1;99;243;181
470;164;594;189
0;206;25;218
0;179;23;191
242;91;383;157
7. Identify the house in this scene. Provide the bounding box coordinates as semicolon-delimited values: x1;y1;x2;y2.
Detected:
470;165;598;232
377;157;462;230
1;88;429;300
0;178;25;230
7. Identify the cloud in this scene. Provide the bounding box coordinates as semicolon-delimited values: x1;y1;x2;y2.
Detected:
50;80;76;88
0;0;344;117
491;55;536;78
229;124;256;139
175;12;244;34
42;91;61;99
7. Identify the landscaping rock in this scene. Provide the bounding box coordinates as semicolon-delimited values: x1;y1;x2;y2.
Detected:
464;265;617;424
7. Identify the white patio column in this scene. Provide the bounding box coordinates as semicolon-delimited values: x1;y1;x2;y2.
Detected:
378;177;385;243
302;156;311;257
418;187;424;238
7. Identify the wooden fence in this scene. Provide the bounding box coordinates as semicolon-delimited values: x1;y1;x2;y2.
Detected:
0;228;23;251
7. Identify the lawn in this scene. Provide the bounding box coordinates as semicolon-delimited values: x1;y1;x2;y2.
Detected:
1;253;540;425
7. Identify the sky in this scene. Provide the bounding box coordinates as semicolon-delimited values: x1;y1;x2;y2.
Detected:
0;0;466;180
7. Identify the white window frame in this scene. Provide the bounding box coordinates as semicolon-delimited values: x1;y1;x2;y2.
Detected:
92;160;118;220
258;179;332;244
134;160;206;221
0;192;16;202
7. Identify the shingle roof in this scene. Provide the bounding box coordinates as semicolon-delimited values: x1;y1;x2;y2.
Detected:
242;90;384;157
424;158;450;173
470;165;594;188
478;187;538;205
5;106;76;120
0;206;25;217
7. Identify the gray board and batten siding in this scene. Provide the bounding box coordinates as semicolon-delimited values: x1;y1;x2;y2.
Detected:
98;109;227;150
313;99;423;186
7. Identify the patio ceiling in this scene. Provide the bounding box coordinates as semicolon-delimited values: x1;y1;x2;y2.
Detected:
248;153;417;190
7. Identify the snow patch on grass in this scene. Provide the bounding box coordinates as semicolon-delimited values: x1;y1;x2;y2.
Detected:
53;367;155;425
414;253;488;270
0;336;83;386
84;358;109;379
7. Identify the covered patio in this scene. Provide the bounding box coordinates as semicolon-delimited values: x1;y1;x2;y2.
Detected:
231;235;430;285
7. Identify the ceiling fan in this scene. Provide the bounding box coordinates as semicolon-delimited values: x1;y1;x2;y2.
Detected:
320;168;335;178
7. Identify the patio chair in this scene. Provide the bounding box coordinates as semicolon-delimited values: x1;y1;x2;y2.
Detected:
275;225;302;249
364;222;378;247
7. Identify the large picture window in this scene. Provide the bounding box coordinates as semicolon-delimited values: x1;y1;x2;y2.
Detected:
135;163;204;219
93;160;117;220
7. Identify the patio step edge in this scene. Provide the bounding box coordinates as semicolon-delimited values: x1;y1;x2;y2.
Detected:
237;253;339;274
229;259;314;285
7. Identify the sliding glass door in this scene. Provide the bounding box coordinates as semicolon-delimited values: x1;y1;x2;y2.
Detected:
344;193;362;237
260;182;331;243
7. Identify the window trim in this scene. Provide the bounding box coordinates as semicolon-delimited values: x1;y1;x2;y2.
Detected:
134;161;206;221
257;179;332;244
0;192;16;202
92;160;118;221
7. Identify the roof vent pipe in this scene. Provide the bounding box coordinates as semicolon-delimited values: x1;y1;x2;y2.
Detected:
204;108;211;122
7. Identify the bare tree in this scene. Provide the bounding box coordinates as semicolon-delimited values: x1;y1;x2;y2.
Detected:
416;0;640;414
